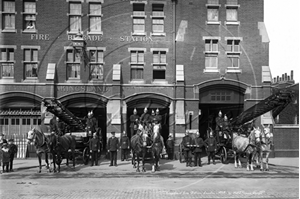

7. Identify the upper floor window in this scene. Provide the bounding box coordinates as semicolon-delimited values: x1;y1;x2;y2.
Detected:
203;38;220;72
88;2;102;34
132;3;146;35
23;0;37;32
66;49;81;79
152;49;167;80
206;0;220;25
151;4;165;36
225;38;242;72
0;47;15;78
226;39;240;52
89;48;104;81
2;0;16;31
69;2;82;33
225;0;239;25
130;49;145;80
23;47;39;78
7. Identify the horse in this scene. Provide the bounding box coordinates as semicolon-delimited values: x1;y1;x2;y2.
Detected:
27;127;51;173
257;125;274;171
47;133;76;173
130;124;152;172
150;124;164;172
232;127;260;171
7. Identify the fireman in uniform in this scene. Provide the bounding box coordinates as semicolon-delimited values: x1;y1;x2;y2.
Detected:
222;114;231;145
193;131;205;167
86;111;98;138
140;107;150;127
205;131;217;165
120;131;130;161
182;130;193;167
129;108;139;137
215;110;224;143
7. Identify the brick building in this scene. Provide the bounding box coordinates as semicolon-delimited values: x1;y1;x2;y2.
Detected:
0;0;274;146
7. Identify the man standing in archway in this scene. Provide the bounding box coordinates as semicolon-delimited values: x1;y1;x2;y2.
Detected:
129;108;139;137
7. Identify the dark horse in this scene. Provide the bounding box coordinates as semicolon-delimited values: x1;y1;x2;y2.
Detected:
47;133;76;172
27;127;51;173
131;124;152;172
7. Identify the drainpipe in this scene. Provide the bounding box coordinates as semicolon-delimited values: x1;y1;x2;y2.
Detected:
172;0;177;139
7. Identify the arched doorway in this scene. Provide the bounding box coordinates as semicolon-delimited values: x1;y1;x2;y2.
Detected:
197;81;247;139
59;93;108;149
0;92;43;136
125;93;171;143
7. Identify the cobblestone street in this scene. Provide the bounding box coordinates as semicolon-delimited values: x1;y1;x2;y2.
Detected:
0;158;298;199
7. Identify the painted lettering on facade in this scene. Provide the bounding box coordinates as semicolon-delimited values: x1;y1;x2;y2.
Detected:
56;85;109;94
120;36;154;43
0;85;45;93
30;34;50;40
67;35;103;41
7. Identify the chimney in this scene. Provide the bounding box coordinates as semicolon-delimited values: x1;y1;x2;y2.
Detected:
285;73;288;81
291;70;294;80
273;77;277;83
288;76;290;81
277;76;280;82
282;74;285;81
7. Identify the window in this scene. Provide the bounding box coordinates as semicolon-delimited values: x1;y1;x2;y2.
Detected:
225;0;239;25
0;47;15;78
151;4;165;36
69;2;82;33
226;8;238;21
226;38;242;72
228;57;239;68
89;3;102;34
210;91;231;101
66;49;81;79
89;49;104;80
152;50;167;80
2;0;16;31
206;0;220;24
23;48;38;78
23;0;37;32
132;3;146;35
204;38;219;72
226;39;240;52
130;50;144;80
205;39;218;52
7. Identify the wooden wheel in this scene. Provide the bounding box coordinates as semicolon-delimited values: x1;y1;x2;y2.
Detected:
83;147;90;165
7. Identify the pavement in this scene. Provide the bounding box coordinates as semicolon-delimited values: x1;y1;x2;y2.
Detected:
1;155;298;178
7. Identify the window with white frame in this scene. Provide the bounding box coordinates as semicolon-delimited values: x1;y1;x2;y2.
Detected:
206;0;220;23
66;49;81;79
89;2;102;34
2;0;16;31
23;48;38;78
151;4;165;35
226;39;240;52
23;0;37;32
226;39;242;69
69;2;82;33
225;0;239;24
0;47;15;78
204;39;219;70
89;49;104;80
152;50;167;80
132;3;146;35
130;50;144;80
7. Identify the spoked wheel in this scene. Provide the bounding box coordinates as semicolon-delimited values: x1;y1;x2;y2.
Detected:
220;147;228;164
83;147;90;165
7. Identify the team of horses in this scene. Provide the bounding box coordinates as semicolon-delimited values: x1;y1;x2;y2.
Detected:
26;122;273;173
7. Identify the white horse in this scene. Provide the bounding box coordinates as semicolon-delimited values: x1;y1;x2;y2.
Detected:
257;125;274;171
232;127;260;171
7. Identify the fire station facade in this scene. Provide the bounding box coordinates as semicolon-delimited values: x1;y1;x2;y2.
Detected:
0;0;272;145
